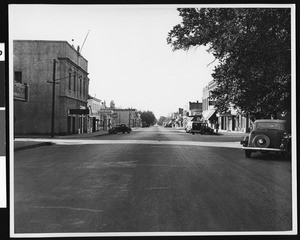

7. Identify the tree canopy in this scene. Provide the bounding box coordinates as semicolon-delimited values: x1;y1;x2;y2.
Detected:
167;8;291;119
140;111;157;126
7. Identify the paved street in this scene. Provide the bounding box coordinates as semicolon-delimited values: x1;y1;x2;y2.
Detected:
13;126;292;233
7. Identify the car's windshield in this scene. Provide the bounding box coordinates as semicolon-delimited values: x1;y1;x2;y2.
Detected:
255;122;284;130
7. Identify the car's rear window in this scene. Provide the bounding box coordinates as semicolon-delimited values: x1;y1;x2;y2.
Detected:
255;122;284;130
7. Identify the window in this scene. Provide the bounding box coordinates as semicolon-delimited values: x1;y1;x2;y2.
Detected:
68;72;72;90
73;73;76;91
14;71;22;83
255;122;284;130
79;77;82;94
83;78;86;96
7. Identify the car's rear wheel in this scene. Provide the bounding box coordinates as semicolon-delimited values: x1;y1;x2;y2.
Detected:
252;135;270;148
245;150;252;158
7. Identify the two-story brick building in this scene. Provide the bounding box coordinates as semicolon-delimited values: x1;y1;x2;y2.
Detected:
13;40;90;135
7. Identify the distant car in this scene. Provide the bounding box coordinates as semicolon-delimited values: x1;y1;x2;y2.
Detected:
240;119;291;159
185;116;214;135
108;124;132;134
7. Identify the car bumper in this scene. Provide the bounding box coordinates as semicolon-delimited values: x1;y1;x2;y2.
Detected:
190;130;202;133
241;147;284;152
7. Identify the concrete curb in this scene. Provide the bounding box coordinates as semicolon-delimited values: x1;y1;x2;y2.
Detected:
15;142;54;152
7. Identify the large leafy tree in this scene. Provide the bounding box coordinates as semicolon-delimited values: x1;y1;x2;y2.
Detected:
167;8;291;119
140;111;157;126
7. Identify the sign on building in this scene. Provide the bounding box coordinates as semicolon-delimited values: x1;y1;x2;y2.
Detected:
69;109;90;115
100;109;112;114
14;82;28;101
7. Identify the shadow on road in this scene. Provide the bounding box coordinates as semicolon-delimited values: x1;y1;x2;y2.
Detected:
247;152;291;162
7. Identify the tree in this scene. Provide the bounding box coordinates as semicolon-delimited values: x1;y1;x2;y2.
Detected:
157;116;167;126
140;111;157;126
167;8;291;119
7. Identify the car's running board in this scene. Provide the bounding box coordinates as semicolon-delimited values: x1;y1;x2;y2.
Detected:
241;147;284;152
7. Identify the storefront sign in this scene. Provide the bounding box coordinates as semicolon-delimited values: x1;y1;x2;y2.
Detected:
69;109;89;115
14;82;28;101
100;109;112;114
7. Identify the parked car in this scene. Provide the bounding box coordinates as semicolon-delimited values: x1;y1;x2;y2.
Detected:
185;116;214;135
240;119;291;159
108;124;132;134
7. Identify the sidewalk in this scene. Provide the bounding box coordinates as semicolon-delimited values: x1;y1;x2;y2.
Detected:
14;130;109;151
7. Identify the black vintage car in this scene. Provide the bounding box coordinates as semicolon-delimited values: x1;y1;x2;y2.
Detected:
108;124;132;134
185;116;214;135
240;119;291;159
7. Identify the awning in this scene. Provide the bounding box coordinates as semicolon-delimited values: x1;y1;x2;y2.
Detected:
202;109;216;120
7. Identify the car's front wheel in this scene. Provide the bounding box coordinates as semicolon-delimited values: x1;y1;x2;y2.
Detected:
245;150;252;158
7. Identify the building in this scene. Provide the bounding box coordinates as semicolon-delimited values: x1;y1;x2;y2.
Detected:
14;40;90;135
87;95;103;132
217;105;251;133
202;80;218;128
112;108;141;128
202;80;251;132
189;101;202;116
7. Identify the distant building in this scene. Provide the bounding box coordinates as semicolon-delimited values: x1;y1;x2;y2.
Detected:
13;40;90;135
189;101;202;116
202;80;218;128
112;108;141;128
87;95;103;132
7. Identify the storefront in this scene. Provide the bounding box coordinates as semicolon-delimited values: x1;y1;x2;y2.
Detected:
217;111;251;133
202;109;217;128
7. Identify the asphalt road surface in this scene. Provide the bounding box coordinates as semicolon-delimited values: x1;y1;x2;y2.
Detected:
13;126;293;234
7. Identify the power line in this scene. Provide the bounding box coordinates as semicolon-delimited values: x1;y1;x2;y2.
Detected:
80;30;90;54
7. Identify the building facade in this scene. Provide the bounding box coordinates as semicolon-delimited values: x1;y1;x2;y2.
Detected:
202;80;218;128
14;40;90;135
202;80;251;132
112;108;141;128
87;95;103;132
189;101;202;116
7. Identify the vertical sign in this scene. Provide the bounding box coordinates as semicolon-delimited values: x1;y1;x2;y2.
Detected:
0;43;6;208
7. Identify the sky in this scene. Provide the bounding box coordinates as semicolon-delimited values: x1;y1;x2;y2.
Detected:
9;5;218;118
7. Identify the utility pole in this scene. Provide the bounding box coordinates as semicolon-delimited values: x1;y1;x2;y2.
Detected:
129;111;131;128
51;59;57;138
